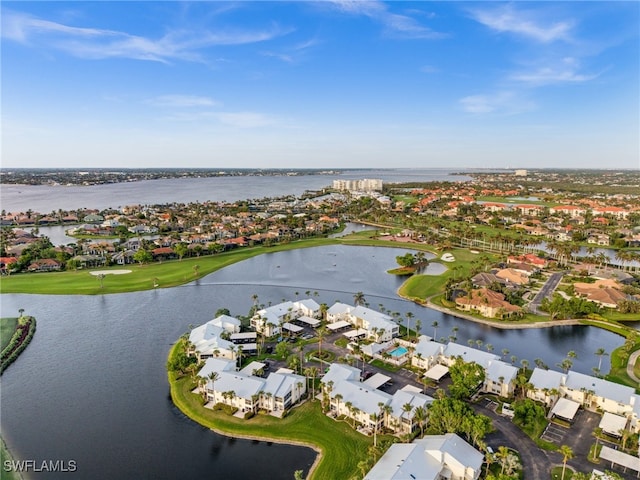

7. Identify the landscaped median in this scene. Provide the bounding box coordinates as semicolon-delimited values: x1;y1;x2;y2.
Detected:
1;316;36;373
167;340;376;480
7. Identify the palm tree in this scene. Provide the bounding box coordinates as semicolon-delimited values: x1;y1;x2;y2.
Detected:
431;320;439;339
560;445;574;479
18;308;24;318
595;347;608;371
207;371;219;401
334;393;343;415
501;348;509;360
317;327;328;367
353;291;366;306
496;446;511;475
405;311;414;338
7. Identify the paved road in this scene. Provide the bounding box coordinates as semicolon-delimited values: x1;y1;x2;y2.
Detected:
529;272;564;314
628;349;640;384
474;403;553;480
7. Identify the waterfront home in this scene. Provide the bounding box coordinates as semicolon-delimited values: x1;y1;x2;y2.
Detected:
412;340;517;397
251;299;320;337
527;367;640;430
484;360;519;397
198;358;306;416
454;288;522;319
364;433;483;480
326;303;398;342
495;268;530;285
411;336;443;370
188;315;244;361
321;363;433;436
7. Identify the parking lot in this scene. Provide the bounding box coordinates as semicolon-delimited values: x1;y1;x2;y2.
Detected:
541;422;567;443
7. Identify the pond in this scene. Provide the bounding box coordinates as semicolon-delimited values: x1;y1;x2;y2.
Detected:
0;245;630;479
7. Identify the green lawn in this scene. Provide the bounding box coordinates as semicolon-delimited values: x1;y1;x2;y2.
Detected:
1;318;18;351
168;342;379;480
1;437;22;480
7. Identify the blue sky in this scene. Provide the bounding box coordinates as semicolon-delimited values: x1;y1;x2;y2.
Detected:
2;1;639;169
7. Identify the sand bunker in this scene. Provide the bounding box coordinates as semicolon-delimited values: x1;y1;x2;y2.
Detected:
89;270;132;276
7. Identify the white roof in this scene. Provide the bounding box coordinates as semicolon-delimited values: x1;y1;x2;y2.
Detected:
362;342;390;357
322;363;361;386
389;389;433;419
332;380;392;416
189;321;234;355
414;337;441;358
551;398;580;421
443;342;499;367
344;328;368;339
283;322;304;333
485;360;519;384
599;445;640;473
297;316;321;327
239;361;266;376
327;302;353;315
566;371;635;404
400;385;423;394
424;364;449;381
363;373;391;389
328;320;351;331
197;358;235;378
599;412;628;436
210;371;265;400
211;314;241;330
295;298;320;311
364;434;482;480
351;305;395;331
528;368;565;391
257;301;294;319
263;372;305;399
230;332;257;340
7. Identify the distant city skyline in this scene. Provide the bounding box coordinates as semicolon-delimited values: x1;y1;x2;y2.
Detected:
2;1;639;170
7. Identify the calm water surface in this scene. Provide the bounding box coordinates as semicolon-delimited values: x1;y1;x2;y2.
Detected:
1;245;633;479
1;168;471;212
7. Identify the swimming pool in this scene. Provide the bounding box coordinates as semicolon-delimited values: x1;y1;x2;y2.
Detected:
389;346;408;357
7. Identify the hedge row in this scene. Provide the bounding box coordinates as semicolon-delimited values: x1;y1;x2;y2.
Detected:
0;317;36;374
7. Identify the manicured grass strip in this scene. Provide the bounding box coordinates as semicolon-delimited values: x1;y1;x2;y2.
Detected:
167;341;374;480
1;436;23;480
1;318;18;351
0;238;338;295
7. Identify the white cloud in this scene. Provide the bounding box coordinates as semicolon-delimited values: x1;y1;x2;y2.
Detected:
328;0;445;39
147;95;219;108
469;5;573;43
510;67;598;86
1;10;289;63
214;112;277;128
459;91;535;115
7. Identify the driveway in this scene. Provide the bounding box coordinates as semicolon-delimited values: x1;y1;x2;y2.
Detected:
474;403;553;480
529;272;564;314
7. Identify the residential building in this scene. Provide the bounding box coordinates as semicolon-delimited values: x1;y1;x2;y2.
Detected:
364;433;483;480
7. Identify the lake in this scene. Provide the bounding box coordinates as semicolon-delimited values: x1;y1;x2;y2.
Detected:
0;168;472;213
0;244;632;479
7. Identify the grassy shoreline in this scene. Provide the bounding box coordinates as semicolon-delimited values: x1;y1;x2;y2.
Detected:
167;340;376;480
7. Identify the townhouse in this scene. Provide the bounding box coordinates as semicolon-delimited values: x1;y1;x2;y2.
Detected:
527;367;640;432
250;299;321;337
197;358;306;416
364;433;483;480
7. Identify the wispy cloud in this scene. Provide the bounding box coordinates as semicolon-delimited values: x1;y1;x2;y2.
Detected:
328;0;445;39
147;95;218;108
159;108;279;128
420;65;440;74
1;10;289;63
469;4;573;43
459;91;535;115
509;57;600;86
261;37;321;64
